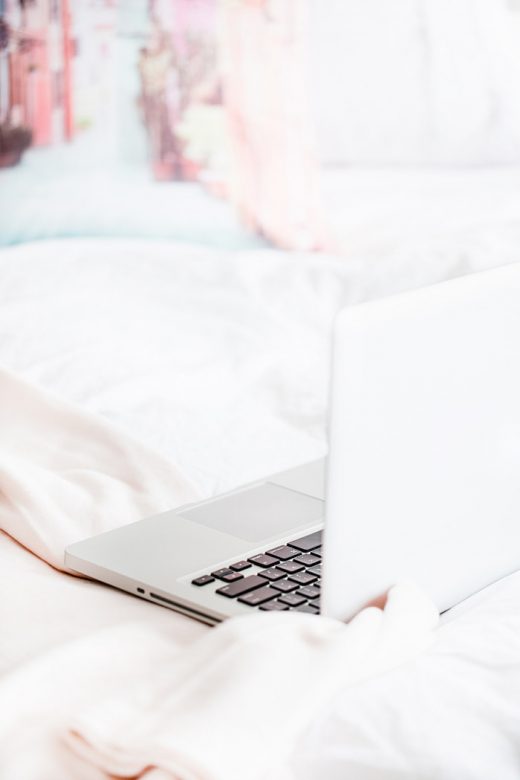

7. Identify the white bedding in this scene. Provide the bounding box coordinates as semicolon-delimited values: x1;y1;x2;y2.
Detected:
0;365;437;777
322;165;520;255
2;168;520;776
3;225;520;493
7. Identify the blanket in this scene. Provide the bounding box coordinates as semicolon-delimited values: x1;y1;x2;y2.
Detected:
0;366;438;780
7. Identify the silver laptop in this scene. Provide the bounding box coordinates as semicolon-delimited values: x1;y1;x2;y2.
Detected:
66;262;520;625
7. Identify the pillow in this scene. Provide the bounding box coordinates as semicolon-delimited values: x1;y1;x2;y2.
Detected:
309;0;520;164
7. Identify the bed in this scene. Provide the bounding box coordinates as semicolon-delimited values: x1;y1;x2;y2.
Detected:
2;166;520;777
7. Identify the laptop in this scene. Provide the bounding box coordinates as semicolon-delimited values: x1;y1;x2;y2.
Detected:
66;262;520;625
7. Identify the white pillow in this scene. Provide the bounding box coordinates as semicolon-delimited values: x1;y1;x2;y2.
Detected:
309;0;520;164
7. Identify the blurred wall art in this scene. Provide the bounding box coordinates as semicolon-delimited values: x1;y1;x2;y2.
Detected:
1;0;520;251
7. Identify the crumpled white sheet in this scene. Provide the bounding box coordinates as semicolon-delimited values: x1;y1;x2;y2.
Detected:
0;590;437;780
1;230;519;497
0;364;438;780
293;571;520;780
2;233;520;778
0;367;199;572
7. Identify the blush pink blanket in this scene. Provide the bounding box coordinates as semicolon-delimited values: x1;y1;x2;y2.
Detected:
0;366;438;780
0;366;199;571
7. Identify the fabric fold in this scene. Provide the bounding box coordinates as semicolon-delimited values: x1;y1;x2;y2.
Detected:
0;365;199;570
0;588;437;780
0;365;438;779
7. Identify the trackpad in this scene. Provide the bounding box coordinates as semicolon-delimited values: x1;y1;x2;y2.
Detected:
180;483;324;543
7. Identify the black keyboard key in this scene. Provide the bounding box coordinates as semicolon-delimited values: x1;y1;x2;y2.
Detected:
294;603;319;614
288;571;317;586
258;567;286;582
276;560;304;574
259;600;289;611
308;564;322;577
265;545;297;561
238;586;278;606
191;575;215;586
271;579;299;593
223;572;244;583
289;530;322;552
230;561;252;572
248;554;279;568
278;592;307;607
225;572;244;582
216;574;266;598
226;571;244;582
296;585;320;600
293;553;321;567
211;568;241;581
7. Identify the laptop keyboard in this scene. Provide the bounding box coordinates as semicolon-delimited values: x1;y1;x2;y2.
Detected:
191;530;322;614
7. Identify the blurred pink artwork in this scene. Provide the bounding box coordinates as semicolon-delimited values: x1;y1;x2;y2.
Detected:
0;0;328;250
219;0;328;250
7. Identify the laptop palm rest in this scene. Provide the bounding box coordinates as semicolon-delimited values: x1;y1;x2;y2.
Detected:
179;482;324;543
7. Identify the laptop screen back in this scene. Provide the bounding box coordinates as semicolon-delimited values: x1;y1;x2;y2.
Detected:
322;263;520;620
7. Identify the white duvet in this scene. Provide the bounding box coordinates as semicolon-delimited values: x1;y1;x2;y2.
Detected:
0;365;438;779
1;213;520;776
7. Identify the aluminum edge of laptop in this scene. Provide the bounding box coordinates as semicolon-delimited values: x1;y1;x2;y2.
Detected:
65;458;326;625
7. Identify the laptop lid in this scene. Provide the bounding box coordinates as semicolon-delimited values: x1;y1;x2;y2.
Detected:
322;263;520;621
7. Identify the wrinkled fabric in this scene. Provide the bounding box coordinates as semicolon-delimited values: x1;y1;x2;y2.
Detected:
0;366;437;780
0;366;198;571
0;586;437;780
1;235;520;778
293;571;520;780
